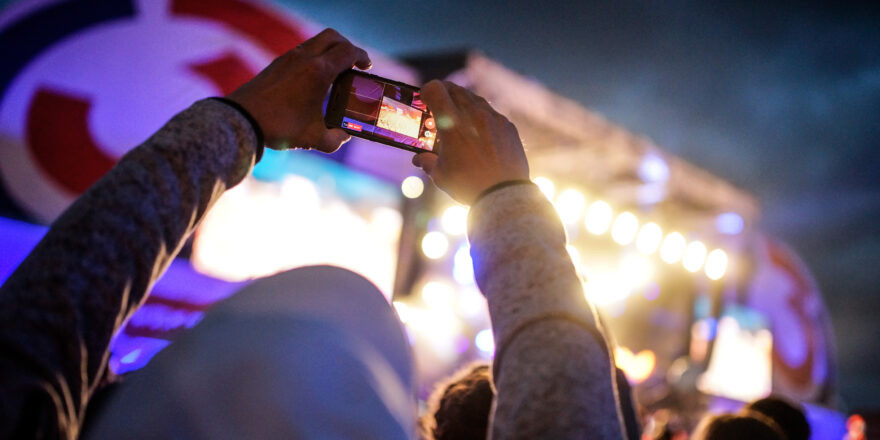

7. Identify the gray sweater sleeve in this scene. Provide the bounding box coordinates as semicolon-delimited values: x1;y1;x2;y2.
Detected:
467;183;624;440
0;99;259;440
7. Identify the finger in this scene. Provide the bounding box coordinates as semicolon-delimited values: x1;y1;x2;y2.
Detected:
445;81;485;119
445;81;477;106
420;80;459;131
323;42;371;77
315;128;351;153
298;28;347;55
412;152;439;174
473;93;498;114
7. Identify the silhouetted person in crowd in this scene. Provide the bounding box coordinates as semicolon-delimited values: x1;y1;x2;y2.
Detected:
420;361;641;440
421;361;493;440
692;413;784;440
745;396;811;440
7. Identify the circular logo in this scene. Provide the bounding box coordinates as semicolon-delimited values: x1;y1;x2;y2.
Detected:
0;0;309;222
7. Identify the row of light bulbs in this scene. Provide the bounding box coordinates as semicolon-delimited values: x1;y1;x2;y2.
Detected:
533;176;729;280
404;175;730;281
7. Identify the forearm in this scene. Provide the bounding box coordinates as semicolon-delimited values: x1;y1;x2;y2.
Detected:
468;183;623;439
0;99;259;439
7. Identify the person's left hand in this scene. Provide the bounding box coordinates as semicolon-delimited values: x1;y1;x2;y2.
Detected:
227;28;371;152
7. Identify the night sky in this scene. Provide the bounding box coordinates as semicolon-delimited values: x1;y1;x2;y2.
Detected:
278;0;880;409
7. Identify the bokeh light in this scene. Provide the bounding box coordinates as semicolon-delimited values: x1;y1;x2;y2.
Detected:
659;232;686;264
556;188;586;224
705;249;729;280
421;231;449;259
475;328;495;355
441;205;469;235
683;240;708;272
532;176;556;200
636;222;663;254
611;211;639;245
401;176;424;199
585;200;613;235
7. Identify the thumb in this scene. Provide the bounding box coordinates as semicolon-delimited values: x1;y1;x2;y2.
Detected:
316;128;351;153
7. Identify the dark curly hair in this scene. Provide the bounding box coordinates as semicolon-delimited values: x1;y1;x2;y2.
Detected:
745;396;810;440
420;361;494;440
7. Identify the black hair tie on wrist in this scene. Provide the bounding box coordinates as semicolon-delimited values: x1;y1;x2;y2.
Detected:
472;179;536;206
209;97;265;163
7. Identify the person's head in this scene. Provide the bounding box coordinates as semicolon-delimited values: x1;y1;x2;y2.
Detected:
745;396;810;440
420;361;493;440
691;413;785;440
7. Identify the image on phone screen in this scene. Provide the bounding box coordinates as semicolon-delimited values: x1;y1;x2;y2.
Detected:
338;74;436;151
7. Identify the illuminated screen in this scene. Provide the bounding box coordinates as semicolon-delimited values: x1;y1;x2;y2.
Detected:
341;75;436;151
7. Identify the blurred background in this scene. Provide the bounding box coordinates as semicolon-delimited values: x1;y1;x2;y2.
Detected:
0;0;877;437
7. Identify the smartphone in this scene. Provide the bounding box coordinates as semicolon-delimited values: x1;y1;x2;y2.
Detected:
325;70;437;153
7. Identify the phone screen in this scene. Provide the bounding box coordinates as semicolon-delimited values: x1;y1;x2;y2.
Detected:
331;72;437;152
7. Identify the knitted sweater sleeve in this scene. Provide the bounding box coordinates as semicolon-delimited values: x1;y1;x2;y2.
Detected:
468;183;624;440
0;99;260;440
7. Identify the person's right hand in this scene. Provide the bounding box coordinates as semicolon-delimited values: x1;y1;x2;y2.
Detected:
227;28;371;152
413;81;529;205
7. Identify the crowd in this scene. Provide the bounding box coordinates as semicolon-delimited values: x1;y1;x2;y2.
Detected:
0;29;815;440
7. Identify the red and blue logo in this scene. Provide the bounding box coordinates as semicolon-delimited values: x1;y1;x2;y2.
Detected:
0;0;311;222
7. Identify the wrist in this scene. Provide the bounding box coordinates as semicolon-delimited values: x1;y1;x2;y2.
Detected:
209;97;265;163
471;179;536;207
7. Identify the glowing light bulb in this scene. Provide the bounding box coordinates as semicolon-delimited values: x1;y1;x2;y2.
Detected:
611;211;639;245
705;249;729;280
441;205;469;235
556;188;586;225
660;232;686;264
475;328;495;354
585;200;613;235
636;222;663;254
421;231;449;259
683;241;708;272
401;176;424;199
532;176;556;200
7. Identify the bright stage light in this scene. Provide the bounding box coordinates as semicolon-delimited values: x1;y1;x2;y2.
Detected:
619;253;653;290
401;176;424;199
422;231;449;259
532;176;556;200
556;188;586;224
475;328;495;355
585;200;613;235
636;222;663;254
615;346;656;384
584;272;630;306
659;232;686;264
421;281;455;309
393;301;411;324
370;207;403;241
611;211;639;245
457;286;487;321
441;205;469;235
566;245;582;268
705;249;729;280
683;241;708;272
453;244;475;285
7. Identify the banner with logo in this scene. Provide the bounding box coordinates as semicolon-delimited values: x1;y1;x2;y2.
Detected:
0;0;417;224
